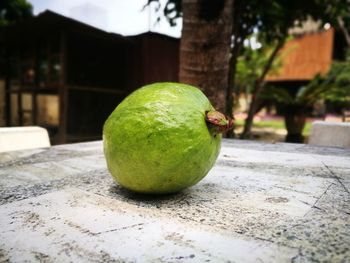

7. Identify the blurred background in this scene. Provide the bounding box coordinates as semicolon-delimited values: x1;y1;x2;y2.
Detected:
0;0;349;145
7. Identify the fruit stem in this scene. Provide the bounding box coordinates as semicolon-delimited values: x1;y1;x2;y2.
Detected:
205;110;234;134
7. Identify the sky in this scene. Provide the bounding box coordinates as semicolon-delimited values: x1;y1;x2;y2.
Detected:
28;0;182;37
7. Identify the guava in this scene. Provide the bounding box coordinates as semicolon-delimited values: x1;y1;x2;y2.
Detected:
103;82;233;194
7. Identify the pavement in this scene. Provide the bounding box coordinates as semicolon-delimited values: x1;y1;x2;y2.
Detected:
0;139;349;262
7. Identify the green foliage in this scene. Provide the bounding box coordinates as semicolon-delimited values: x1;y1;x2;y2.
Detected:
321;50;350;103
260;86;294;105
147;0;333;41
146;0;343;94
319;0;350;27
296;75;328;105
297;52;350;106
235;37;283;94
235;0;325;40
145;0;182;26
0;0;32;27
261;49;350;108
235;33;298;95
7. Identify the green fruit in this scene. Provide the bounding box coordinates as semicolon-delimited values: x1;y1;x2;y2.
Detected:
103;82;232;194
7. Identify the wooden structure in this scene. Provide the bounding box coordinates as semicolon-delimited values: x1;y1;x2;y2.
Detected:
264;28;337;118
0;11;179;144
266;29;334;82
128;33;179;89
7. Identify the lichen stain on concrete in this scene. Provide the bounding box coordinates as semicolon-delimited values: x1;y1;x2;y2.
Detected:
164;232;195;249
265;197;289;203
0;248;10;263
0;189;299;262
57;240;121;263
65;220;97;236
8;210;46;231
1;140;349;262
32;251;51;263
44;227;56;237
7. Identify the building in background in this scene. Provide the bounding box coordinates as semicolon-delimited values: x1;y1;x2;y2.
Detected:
0;11;179;144
264;26;350;118
2;12;345;145
266;28;335;89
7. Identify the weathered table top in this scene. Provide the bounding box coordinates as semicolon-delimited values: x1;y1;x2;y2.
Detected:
0;140;349;262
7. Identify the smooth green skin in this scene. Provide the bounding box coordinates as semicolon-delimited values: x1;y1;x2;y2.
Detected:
103;82;221;194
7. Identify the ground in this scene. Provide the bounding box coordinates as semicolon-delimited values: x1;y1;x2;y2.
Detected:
234;113;344;143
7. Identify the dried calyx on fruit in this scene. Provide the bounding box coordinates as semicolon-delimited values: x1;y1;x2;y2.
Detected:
205;110;234;134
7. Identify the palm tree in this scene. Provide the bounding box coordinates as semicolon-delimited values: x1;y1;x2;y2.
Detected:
261;52;350;143
261;84;321;143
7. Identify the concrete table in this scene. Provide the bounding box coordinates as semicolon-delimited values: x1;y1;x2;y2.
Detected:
0;140;349;262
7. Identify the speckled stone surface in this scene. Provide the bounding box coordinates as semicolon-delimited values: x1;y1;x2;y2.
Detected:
0;139;349;262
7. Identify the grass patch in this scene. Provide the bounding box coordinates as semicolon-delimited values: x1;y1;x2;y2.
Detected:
235;118;312;136
303;122;312;136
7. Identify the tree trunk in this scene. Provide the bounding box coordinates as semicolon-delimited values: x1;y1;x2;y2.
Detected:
225;41;241;138
240;38;284;139
225;1;243;119
337;17;350;48
179;0;234;113
226;48;236;119
4;47;11;126
284;105;306;143
225;4;244;138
